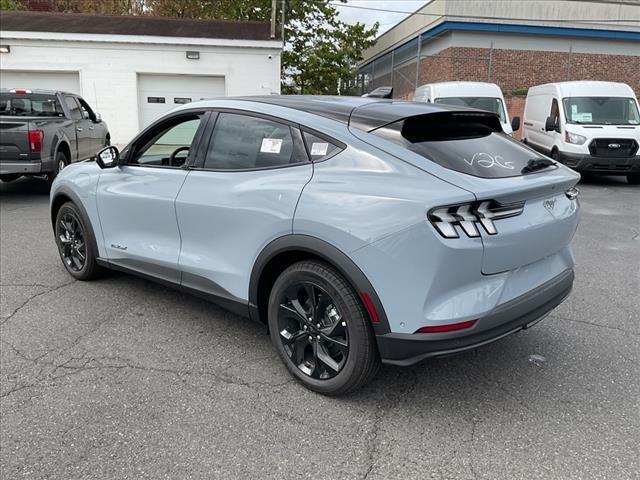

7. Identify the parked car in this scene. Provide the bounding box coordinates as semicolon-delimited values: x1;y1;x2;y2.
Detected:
0;88;110;185
521;81;640;184
50;96;580;395
413;81;520;135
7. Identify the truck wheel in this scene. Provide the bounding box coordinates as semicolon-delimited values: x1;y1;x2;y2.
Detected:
0;174;21;183
268;260;380;395
627;174;640;185
47;151;69;187
54;201;102;280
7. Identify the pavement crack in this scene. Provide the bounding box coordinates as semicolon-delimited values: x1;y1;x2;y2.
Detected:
556;315;639;336
0;280;76;326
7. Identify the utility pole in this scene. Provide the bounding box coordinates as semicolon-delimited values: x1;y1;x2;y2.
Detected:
270;0;277;39
281;0;286;44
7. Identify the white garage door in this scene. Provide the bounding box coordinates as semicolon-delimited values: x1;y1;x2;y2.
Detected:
138;74;225;128
0;70;80;94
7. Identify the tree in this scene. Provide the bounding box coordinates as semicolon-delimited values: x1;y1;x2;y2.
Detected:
1;0;24;10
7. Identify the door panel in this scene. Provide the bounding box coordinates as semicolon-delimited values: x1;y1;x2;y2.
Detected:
96;166;188;283
175;165;313;301
95;112;207;283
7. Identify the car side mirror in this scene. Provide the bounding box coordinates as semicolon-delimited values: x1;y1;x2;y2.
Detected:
545;116;559;133
94;112;102;123
511;116;521;132
96;146;119;168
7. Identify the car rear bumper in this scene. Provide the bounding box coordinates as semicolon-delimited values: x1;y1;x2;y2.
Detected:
376;268;574;366
0;161;42;175
558;152;640;175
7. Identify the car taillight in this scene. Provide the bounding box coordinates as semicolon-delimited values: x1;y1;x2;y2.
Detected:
10;89;32;94
428;200;524;239
29;130;43;153
415;319;477;334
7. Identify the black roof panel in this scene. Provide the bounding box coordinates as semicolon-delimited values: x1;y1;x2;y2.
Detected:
232;95;481;131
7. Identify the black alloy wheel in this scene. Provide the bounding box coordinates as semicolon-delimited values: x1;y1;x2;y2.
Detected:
57;212;87;272
277;282;349;379
268;260;380;395
54;202;102;280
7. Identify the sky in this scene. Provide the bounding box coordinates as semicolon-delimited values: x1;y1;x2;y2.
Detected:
333;0;430;35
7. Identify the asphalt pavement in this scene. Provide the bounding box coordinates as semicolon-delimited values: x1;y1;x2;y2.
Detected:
1;175;638;480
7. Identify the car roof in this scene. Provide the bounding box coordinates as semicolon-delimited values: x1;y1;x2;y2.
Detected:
530;81;635;98
0;88;75;95
191;95;477;132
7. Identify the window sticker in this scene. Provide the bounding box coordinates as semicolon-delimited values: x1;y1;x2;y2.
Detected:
571;105;578;114
573;112;592;122
310;142;329;156
260;138;283;154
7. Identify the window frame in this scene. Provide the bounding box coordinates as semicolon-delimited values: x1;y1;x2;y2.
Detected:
193;109;313;173
121;109;212;170
64;95;83;121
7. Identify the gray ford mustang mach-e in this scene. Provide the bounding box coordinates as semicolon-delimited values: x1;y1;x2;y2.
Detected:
50;96;580;395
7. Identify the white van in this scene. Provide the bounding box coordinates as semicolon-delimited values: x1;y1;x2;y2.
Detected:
522;81;640;184
413;81;518;135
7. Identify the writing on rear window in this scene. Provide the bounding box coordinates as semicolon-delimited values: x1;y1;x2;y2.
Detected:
464;153;515;170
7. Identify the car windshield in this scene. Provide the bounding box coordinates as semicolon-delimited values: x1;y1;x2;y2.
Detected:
562;96;640;125
0;93;65;117
434;97;506;123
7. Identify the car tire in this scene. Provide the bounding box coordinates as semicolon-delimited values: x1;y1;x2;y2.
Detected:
268;260;380;395
0;174;21;182
627;174;640;185
54;201;102;281
47;151;69;187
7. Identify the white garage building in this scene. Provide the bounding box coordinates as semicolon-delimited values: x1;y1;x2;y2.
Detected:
0;11;282;143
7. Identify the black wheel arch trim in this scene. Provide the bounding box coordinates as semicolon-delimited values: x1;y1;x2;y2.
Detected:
51;186;101;262
249;234;391;335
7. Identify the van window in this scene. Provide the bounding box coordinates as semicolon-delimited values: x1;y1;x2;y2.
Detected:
550;98;560;125
562;97;640;125
435;97;506;123
371;112;546;179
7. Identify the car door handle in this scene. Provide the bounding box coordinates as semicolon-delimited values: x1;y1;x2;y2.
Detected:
77;127;83;132
89;126;94;131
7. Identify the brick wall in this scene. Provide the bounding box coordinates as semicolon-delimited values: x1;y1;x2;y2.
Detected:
364;45;640;138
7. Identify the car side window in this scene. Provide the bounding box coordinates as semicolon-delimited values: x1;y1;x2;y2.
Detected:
130;114;204;168
64;96;82;121
76;97;94;121
203;113;308;170
302;131;342;161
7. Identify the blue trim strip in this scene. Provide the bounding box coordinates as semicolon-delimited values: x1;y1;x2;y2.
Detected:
361;20;639;68
421;21;640;42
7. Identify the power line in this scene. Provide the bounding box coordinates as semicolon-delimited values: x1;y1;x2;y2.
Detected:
326;1;640;24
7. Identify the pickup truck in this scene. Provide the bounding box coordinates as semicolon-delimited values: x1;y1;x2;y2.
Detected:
0;89;110;186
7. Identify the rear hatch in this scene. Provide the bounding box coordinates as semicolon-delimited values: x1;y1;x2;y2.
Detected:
354;107;580;275
0;91;65;162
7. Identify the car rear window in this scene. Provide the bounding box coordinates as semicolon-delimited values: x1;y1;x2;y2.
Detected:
371;112;548;178
0;93;65;117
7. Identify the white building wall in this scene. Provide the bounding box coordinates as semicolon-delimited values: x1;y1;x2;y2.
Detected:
0;32;282;144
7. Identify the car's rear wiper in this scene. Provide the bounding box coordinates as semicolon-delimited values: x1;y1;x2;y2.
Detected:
521;158;556;174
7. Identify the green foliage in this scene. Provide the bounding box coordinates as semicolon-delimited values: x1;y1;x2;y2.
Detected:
511;87;529;96
0;0;24;10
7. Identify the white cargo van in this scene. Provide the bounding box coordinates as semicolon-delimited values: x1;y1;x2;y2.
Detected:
522;81;640;184
413;81;519;135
